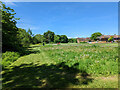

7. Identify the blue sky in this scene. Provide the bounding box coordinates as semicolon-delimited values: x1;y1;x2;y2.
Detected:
5;2;118;38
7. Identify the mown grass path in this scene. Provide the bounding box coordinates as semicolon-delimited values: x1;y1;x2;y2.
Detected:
2;43;118;88
10;47;53;66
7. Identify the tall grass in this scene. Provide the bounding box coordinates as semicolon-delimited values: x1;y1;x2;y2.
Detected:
39;44;118;76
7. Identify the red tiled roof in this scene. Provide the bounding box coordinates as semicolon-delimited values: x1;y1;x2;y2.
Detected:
77;37;90;41
77;37;90;39
98;35;120;39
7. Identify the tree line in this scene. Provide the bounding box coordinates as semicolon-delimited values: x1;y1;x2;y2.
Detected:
33;30;69;44
1;3;77;53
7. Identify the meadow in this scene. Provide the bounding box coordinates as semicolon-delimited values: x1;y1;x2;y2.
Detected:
2;43;118;88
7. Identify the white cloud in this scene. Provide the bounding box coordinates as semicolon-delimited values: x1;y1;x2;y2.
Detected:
68;37;78;39
17;23;41;31
4;2;17;6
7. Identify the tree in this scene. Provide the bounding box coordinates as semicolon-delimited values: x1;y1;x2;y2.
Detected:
54;35;61;43
90;32;102;41
68;38;77;43
108;36;114;42
27;28;33;44
33;34;44;44
28;28;34;37
1;2;21;52
60;35;68;43
32;36;38;44
17;28;31;47
43;30;55;43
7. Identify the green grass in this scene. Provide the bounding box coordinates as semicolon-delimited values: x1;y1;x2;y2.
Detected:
40;43;118;75
2;43;118;88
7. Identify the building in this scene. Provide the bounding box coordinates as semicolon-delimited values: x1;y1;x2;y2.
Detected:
97;34;120;42
77;34;120;43
77;37;90;43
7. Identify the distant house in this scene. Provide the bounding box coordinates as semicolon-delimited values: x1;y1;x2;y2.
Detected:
77;37;90;43
97;34;120;42
77;34;120;43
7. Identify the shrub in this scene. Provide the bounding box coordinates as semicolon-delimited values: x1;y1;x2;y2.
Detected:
80;42;87;43
108;36;114;42
2;51;20;68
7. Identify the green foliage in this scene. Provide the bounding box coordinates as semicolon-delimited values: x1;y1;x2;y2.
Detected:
54;35;61;43
60;35;68;43
44;30;55;43
27;28;34;44
1;3;33;52
68;38;77;43
17;28;31;47
32;36;38;44
90;32;102;41
2;51;20;68
2;3;21;52
33;34;44;44
28;28;33;37
108;36;114;42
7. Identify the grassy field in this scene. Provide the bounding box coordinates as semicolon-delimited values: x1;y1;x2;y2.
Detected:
2;43;118;88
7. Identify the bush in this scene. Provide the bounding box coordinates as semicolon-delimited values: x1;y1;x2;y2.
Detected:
2;51;20;68
80;42;87;43
108;36;114;42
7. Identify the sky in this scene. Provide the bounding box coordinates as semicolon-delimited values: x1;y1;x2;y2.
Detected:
5;2;118;38
2;0;120;2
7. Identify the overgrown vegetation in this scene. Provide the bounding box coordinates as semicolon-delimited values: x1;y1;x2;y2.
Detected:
40;43;118;76
2;51;20;68
2;43;118;88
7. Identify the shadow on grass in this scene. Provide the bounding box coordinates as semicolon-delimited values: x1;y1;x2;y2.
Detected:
19;48;41;56
2;62;93;89
29;45;42;48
